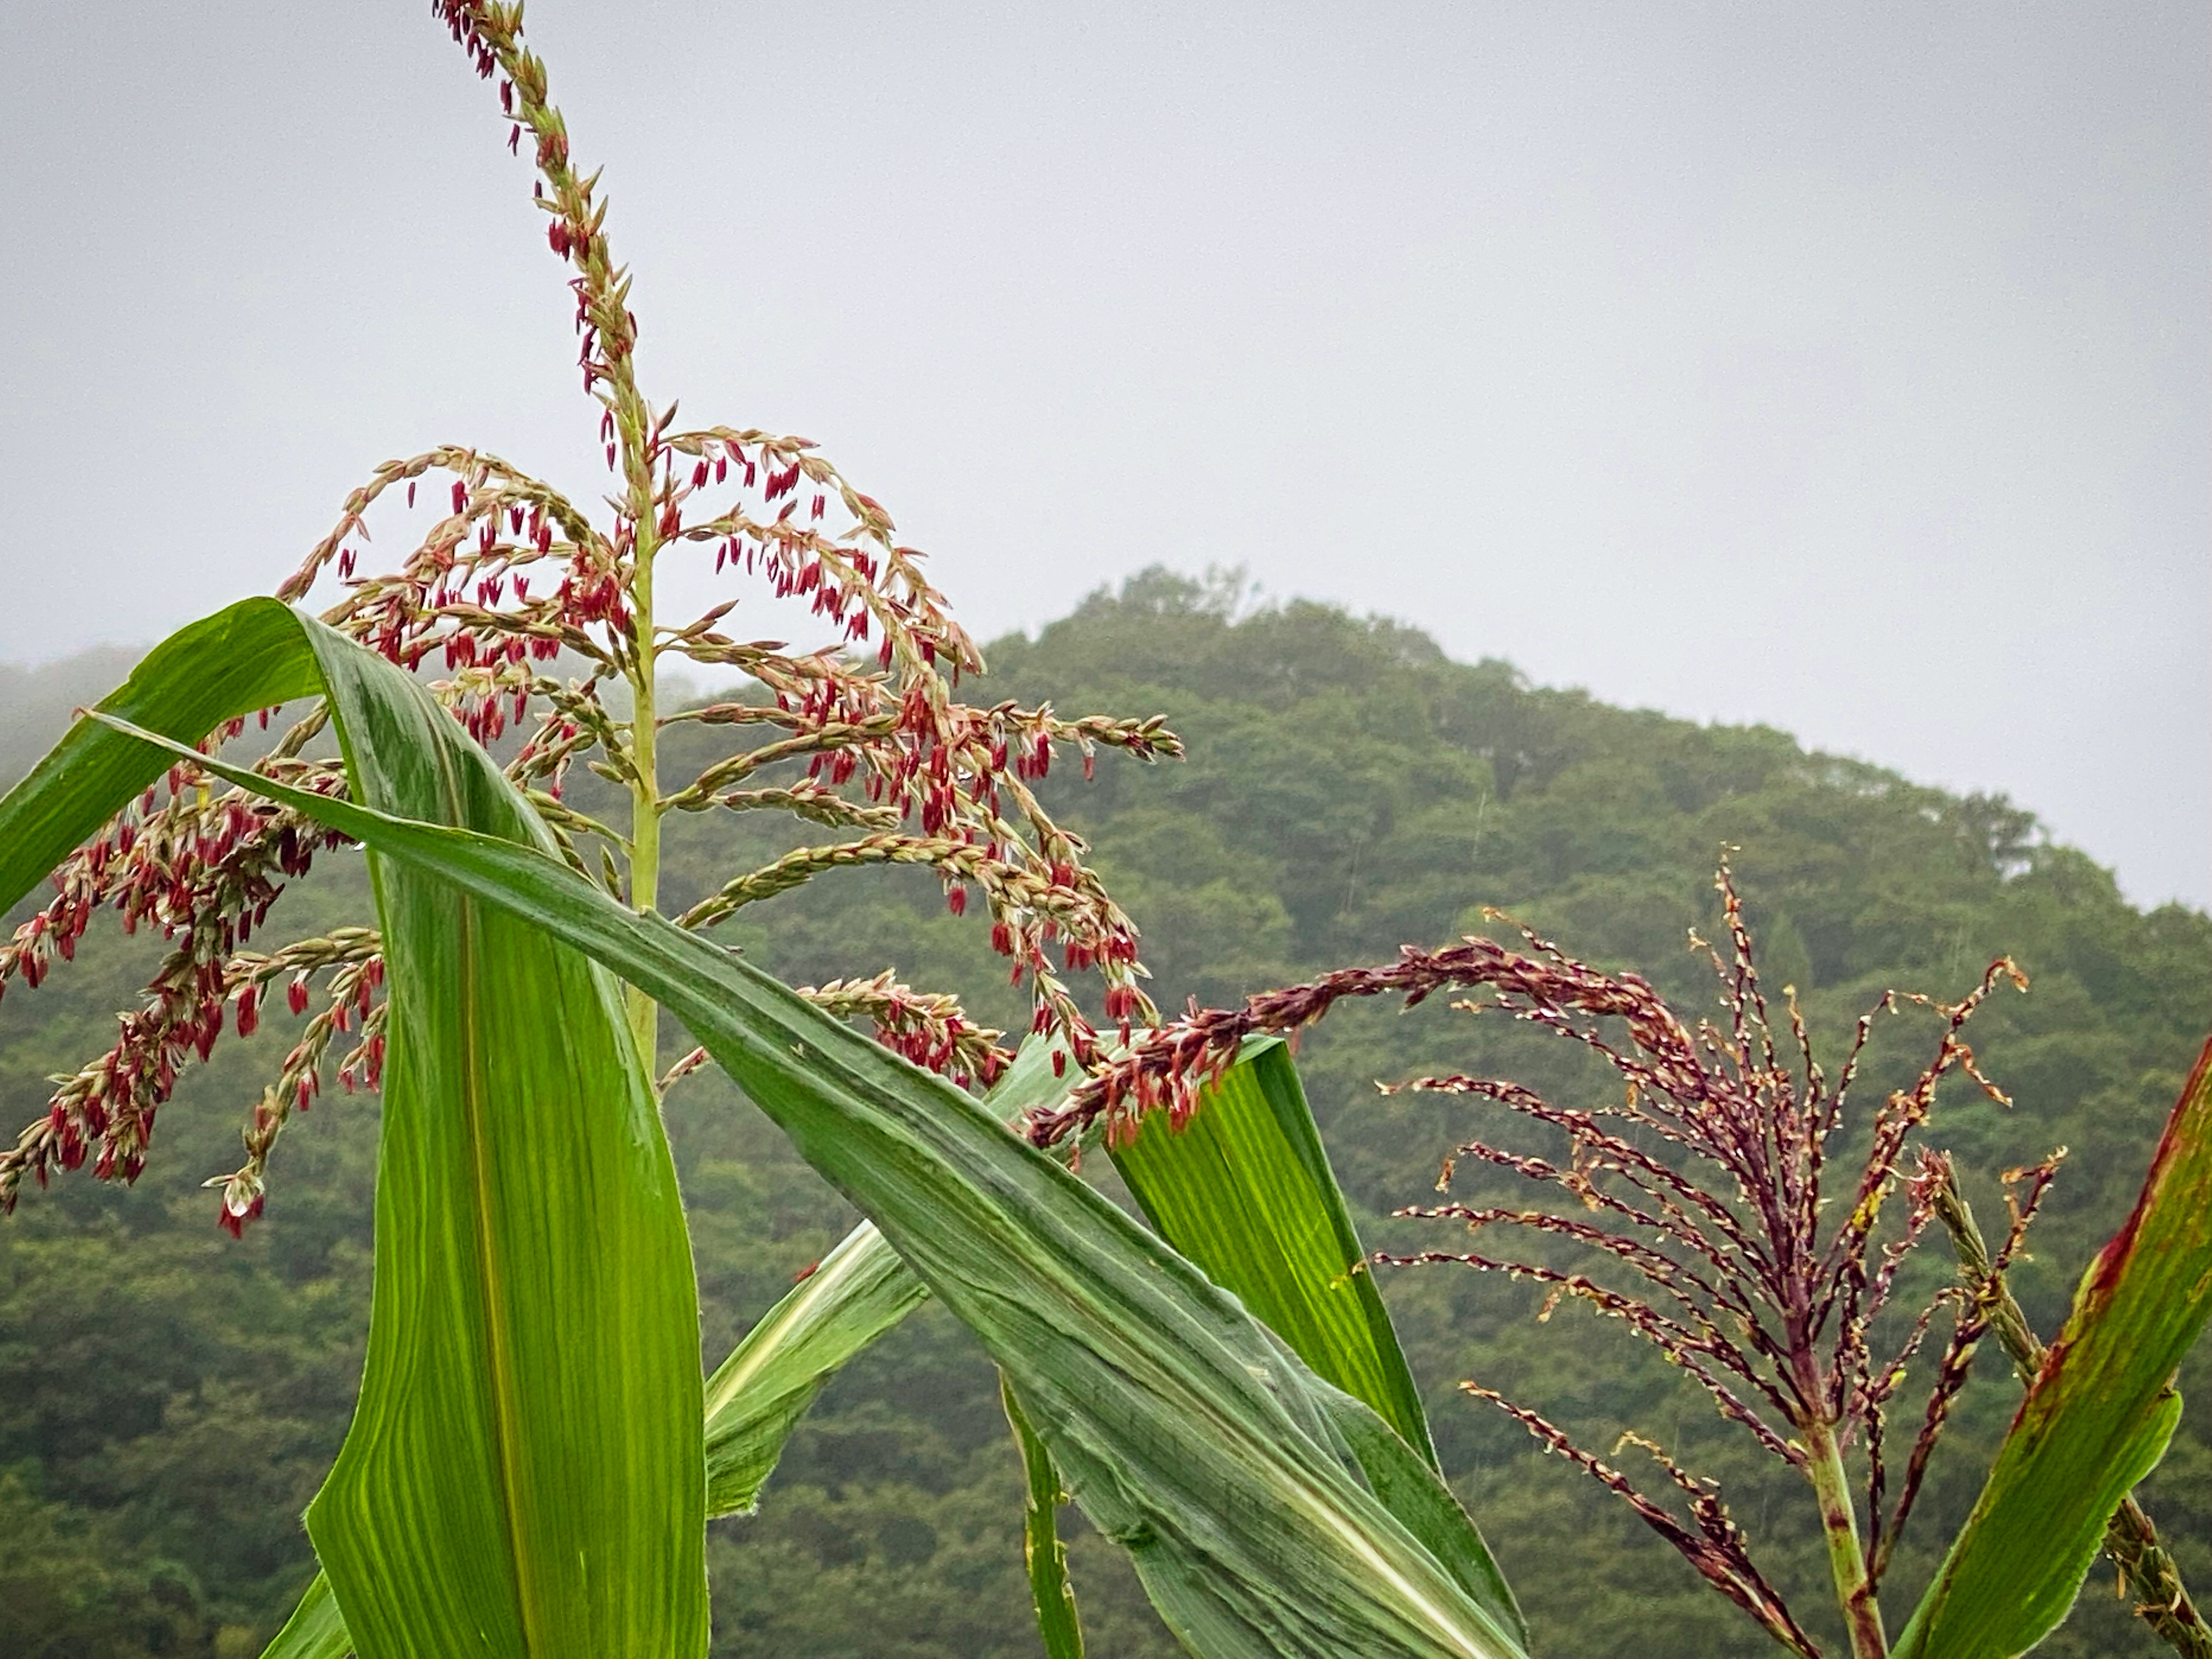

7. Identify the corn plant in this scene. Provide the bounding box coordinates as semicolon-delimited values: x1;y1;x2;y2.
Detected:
0;5;1525;1654
4;8;2209;1659
4;597;1542;1658
1031;883;2212;1658
24;603;2205;1659
0;0;1176;1234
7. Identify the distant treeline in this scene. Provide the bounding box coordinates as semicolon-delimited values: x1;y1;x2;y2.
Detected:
3;569;2205;1657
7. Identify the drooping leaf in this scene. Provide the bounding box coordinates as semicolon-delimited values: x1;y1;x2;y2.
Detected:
2;599;707;1659
1113;1037;1519;1624
1003;1373;1087;1659
0;601;320;902
257;1037;1173;1654
112;702;1533;1659
1897;1038;2212;1659
704;1034;1074;1517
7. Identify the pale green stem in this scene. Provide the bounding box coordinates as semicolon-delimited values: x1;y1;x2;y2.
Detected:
452;0;670;1071
1806;1417;1888;1659
624;538;659;1065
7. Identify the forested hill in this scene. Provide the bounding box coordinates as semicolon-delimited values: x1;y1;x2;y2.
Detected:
983;569;2205;1023
2;569;2206;1658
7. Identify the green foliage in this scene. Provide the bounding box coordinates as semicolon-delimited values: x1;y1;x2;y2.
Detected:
1900;1043;2212;1659
1002;1375;1086;1659
2;602;710;1659
1113;1039;1438;1463
702;1219;927;1522
702;1034;1090;1521
4;573;2208;1655
128;680;1530;1658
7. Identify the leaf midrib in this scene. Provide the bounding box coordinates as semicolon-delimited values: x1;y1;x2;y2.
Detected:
431;732;541;1657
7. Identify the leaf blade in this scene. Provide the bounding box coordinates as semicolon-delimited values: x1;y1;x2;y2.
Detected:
0;601;323;908
127;709;1533;1659
261;1037;1122;1653
1003;1373;1087;1659
703;1220;926;1517
1113;1039;1519;1628
1113;1037;1437;1460
703;1036;1076;1516
1898;1038;2212;1659
259;1570;348;1659
18;602;707;1659
304;623;708;1659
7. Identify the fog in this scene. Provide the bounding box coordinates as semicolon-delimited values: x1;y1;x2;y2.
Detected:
3;1;2203;906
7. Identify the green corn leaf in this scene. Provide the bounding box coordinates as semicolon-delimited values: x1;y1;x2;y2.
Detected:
106;696;1533;1659
266;1220;925;1658
258;1571;346;1659
703;1218;927;1519
704;1034;1075;1517
2;599;707;1659
1112;1038;1519;1626
1113;1037;1438;1463
1003;1373;1087;1659
256;1036;1135;1656
0;601;320;901
1897;1039;2212;1659
258;1222;937;1655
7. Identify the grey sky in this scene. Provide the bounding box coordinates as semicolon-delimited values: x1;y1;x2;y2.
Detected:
4;2;2204;909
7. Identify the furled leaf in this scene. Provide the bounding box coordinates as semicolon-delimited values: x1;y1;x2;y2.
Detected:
1003;1374;1087;1659
1897;1038;2212;1659
113;702;1533;1659
1;599;707;1659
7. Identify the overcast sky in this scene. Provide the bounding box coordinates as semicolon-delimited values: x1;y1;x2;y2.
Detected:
3;2;2204;909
